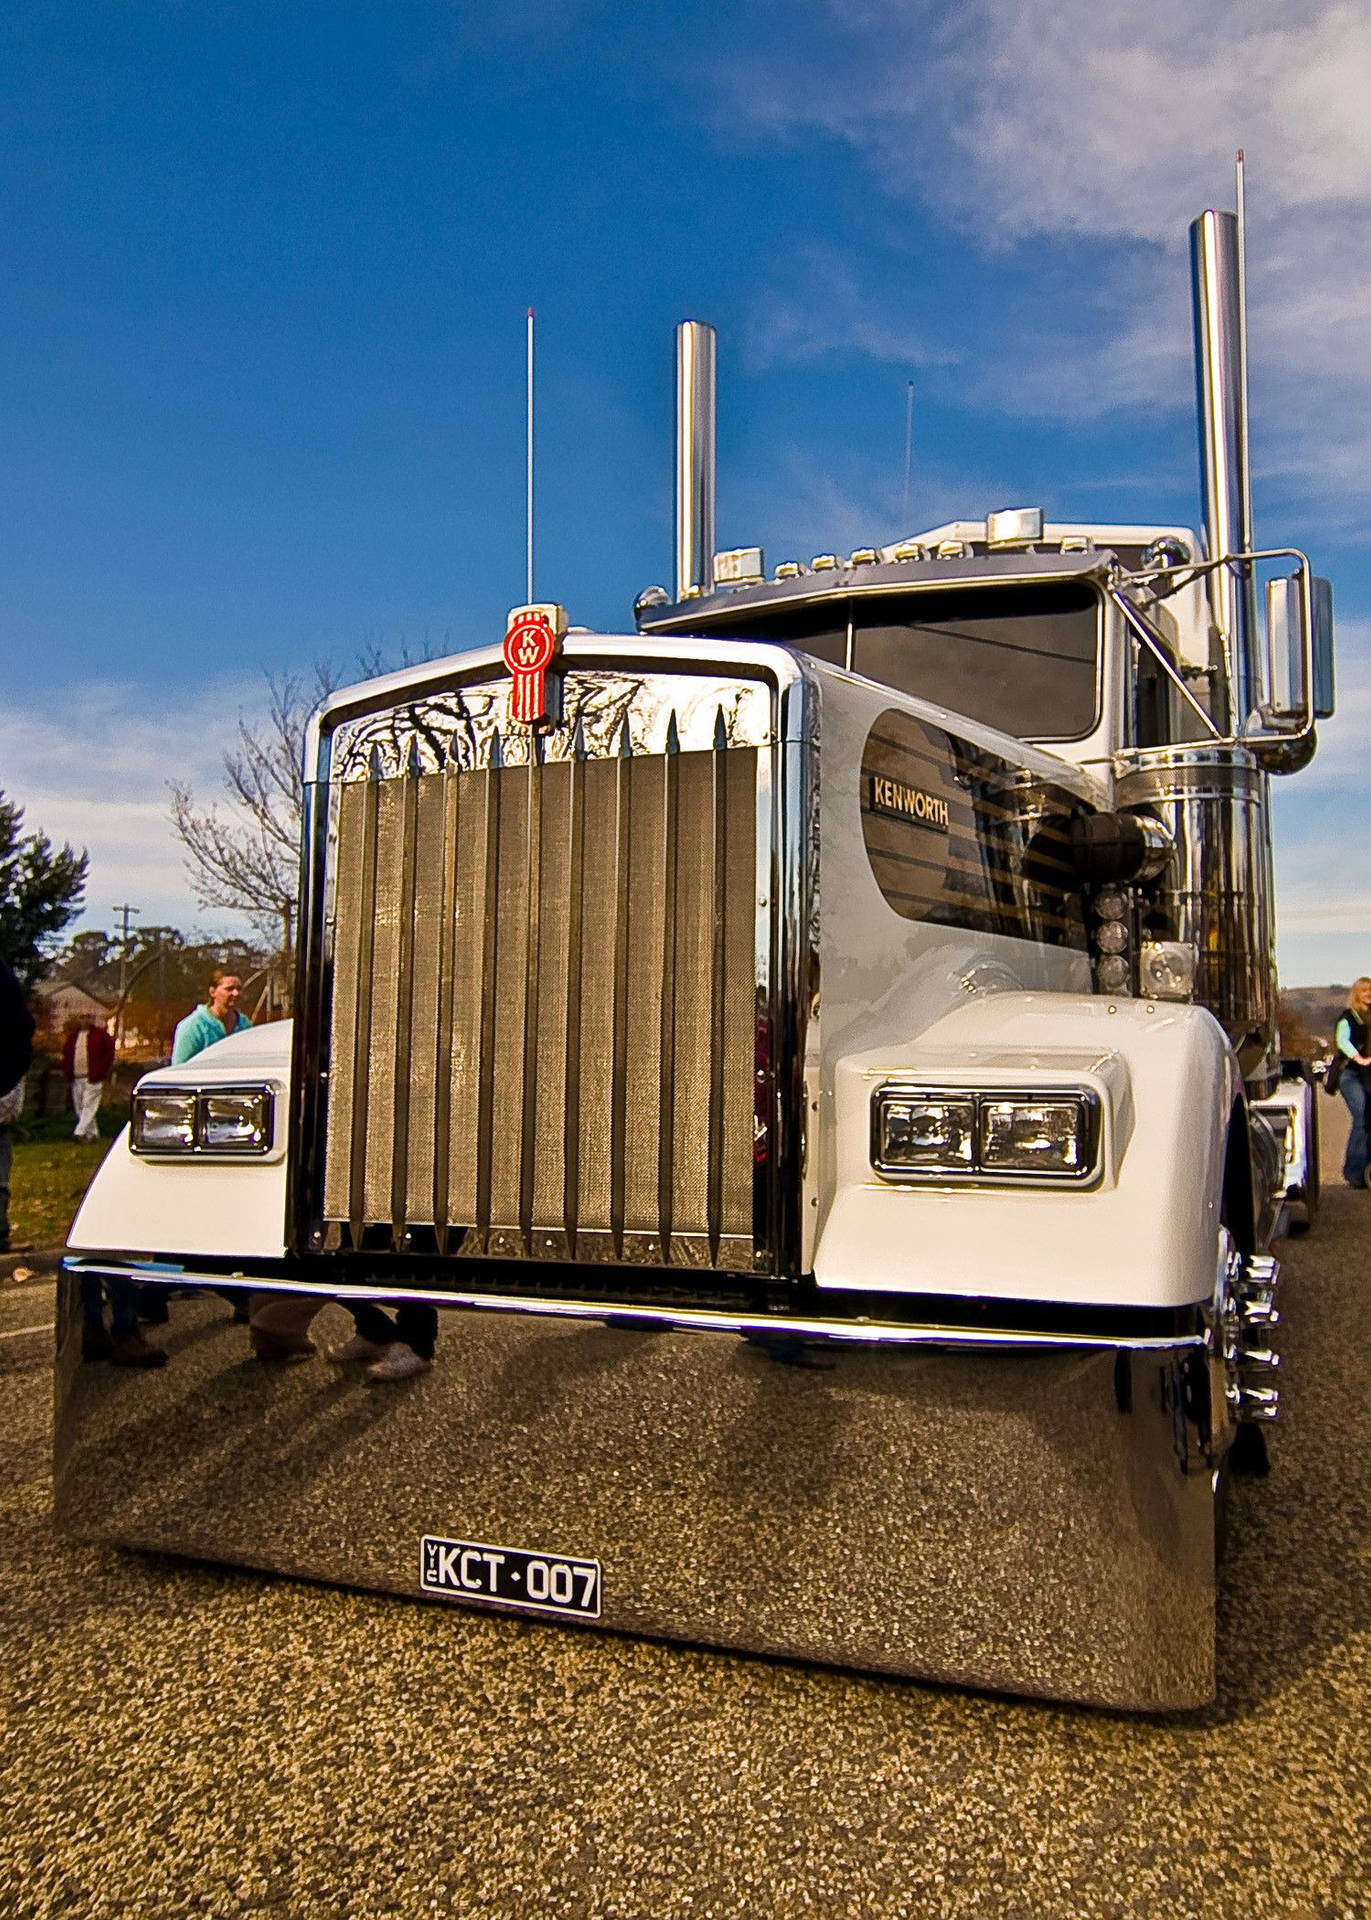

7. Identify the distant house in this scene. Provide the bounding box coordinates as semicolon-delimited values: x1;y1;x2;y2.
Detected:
32;980;115;1038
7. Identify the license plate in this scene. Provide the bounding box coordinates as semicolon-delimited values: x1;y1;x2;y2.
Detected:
420;1535;602;1620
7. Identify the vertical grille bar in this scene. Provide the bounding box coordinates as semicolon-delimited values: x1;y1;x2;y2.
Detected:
528;758;573;1256
657;718;681;1257
404;773;445;1227
430;753;460;1253
347;767;381;1248
561;737;586;1254
721;747;760;1260
707;711;728;1265
666;749;716;1267
389;751;421;1246
518;745;544;1250
574;760;618;1257
609;735;633;1258
474;741;504;1247
444;767;491;1234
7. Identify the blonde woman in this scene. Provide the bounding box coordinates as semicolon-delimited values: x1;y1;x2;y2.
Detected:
1334;977;1371;1187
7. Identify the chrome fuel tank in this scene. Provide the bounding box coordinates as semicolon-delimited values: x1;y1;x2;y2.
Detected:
1117;744;1277;1083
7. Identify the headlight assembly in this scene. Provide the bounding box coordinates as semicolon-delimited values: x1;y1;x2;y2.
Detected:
131;1091;198;1153
131;1085;275;1156
872;1086;1100;1185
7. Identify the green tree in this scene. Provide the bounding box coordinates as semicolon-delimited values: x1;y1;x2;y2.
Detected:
0;790;87;990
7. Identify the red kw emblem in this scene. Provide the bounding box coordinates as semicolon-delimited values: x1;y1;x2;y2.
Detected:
502;604;565;728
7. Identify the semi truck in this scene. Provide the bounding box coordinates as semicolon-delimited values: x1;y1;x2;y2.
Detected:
56;198;1333;1709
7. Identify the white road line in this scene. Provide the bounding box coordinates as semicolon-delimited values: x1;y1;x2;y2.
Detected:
0;1323;54;1341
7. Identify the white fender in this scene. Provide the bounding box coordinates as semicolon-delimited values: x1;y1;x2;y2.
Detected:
814;992;1240;1310
68;1021;293;1261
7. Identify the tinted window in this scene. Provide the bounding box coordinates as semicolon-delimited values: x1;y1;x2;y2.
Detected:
695;583;1101;740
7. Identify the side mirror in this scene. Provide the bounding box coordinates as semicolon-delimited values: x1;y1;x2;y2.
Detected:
1263;573;1335;723
1312;575;1335;718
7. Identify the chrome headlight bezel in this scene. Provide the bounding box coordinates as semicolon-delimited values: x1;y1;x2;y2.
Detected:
130;1083;277;1158
871;1085;1102;1186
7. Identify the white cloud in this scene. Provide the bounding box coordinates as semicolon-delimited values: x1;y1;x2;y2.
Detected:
742;246;959;372
0;679;271;939
1270;619;1371;977
715;0;1371;505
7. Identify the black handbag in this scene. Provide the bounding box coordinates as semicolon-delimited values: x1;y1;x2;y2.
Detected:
1326;1052;1345;1095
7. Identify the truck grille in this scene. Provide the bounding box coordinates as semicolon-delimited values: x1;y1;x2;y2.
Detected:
319;737;763;1271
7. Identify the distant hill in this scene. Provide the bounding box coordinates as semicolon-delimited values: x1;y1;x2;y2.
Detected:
1281;986;1352;1047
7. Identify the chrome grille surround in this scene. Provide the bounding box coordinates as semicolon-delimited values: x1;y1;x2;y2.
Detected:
292;640;816;1284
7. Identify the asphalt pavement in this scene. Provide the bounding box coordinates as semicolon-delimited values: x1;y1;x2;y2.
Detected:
1;1096;1368;1919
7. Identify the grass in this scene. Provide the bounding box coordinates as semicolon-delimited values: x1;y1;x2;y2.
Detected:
7;1111;125;1251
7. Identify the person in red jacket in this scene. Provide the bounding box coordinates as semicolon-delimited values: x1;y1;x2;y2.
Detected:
61;1016;115;1142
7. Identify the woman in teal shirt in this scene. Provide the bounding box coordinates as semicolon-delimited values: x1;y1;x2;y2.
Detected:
1334;977;1371;1188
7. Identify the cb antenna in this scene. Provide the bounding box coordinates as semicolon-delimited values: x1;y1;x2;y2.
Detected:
526;307;535;604
901;380;915;527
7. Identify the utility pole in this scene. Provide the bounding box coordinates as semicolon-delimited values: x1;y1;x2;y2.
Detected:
111;903;139;1051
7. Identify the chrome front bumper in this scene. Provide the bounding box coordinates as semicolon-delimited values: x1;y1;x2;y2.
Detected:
54;1264;1219;1710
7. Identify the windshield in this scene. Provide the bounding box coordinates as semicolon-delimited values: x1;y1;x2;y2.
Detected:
696;582;1101;741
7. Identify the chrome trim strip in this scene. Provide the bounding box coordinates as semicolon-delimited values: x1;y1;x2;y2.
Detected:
310;640;808;761
60;1261;1204;1352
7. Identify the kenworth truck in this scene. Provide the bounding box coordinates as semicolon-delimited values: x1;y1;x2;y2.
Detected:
57;201;1333;1709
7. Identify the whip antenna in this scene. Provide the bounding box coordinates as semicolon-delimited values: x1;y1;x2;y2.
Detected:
526;307;535;604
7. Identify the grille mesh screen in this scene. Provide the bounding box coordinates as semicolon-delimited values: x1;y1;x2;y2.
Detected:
321;745;760;1269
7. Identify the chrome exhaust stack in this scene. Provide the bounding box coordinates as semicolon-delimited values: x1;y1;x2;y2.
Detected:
675;320;716;602
1190;208;1259;732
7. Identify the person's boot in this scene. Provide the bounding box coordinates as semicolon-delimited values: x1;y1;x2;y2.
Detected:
109;1331;167;1369
81;1323;115;1363
249;1327;315;1363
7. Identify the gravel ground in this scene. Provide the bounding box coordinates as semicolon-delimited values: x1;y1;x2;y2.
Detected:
1;1098;1368;1919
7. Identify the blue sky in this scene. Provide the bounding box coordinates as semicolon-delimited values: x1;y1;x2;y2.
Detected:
2;0;1368;983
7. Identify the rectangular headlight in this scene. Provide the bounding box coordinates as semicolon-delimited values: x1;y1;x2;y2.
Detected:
980;1098;1090;1176
130;1085;275;1155
131;1091;197;1152
873;1094;976;1173
200;1089;272;1152
872;1086;1099;1184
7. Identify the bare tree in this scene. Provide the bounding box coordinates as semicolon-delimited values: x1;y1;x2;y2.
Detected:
169;671;332;975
